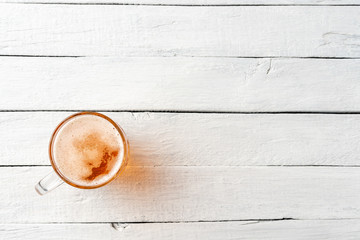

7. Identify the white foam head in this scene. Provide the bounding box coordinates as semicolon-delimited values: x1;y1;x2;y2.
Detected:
52;113;125;187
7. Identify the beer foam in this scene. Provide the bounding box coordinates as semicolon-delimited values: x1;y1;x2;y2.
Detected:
52;114;124;187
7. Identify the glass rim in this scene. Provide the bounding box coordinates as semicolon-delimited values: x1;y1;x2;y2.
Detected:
48;111;129;189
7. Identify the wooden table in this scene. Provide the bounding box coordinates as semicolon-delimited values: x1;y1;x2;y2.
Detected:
1;0;360;239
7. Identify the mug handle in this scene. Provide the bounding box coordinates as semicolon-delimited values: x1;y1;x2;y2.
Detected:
35;171;64;195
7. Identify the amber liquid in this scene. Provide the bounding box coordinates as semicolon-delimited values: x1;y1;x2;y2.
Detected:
50;112;126;188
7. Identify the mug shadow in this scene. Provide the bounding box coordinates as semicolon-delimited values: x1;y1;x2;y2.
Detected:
109;140;166;199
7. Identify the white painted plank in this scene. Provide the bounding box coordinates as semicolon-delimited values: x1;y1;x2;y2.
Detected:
1;57;360;111
1;167;360;222
0;5;359;57
2;0;359;5
2;112;360;166
2;220;360;240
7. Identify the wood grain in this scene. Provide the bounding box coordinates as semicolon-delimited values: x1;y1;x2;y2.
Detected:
0;5;359;57
2;0;359;5
2;112;360;166
1;57;360;111
1;220;360;240
1;166;360;222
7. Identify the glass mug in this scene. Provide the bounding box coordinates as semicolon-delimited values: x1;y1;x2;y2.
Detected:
35;112;129;195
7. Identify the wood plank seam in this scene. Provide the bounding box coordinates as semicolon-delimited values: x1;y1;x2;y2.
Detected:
0;55;359;59
5;2;360;6
3;110;360;114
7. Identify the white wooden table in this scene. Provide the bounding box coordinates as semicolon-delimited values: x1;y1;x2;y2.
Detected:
1;0;360;239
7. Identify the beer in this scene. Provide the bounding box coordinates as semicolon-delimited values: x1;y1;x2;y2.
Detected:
50;112;127;188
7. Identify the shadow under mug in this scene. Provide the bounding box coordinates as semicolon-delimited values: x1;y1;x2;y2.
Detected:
35;112;130;195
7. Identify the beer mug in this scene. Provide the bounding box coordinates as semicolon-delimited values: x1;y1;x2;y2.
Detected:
35;112;129;195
